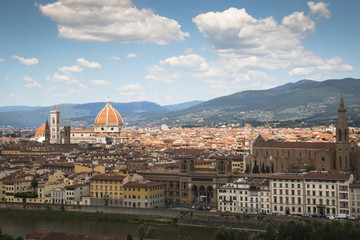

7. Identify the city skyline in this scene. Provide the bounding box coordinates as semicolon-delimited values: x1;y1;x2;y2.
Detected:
0;0;359;107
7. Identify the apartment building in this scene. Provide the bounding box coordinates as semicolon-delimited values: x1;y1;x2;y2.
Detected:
51;188;64;204
259;180;271;213
90;174;126;207
123;181;165;208
217;178;251;213
64;183;89;205
4;178;32;202
270;174;304;216
349;183;360;219
269;172;352;217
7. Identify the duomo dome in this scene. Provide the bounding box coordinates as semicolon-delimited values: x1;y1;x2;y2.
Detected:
94;97;123;135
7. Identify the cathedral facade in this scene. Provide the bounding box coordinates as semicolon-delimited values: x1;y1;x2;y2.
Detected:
247;96;360;180
35;97;128;145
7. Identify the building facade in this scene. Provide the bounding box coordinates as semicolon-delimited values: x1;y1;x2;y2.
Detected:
248;97;360;180
90;174;125;207
123;181;165;208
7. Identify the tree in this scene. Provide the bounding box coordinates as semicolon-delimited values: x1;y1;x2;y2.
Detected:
137;224;157;240
265;166;270;173
271;162;274;173
245;164;250;173
126;234;133;240
252;160;259;174
215;226;234;240
145;226;157;239
261;162;265;173
137;224;145;240
31;178;38;193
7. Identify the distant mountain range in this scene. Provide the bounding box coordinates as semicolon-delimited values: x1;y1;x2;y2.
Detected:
1;78;360;128
0;100;202;128
156;78;360;126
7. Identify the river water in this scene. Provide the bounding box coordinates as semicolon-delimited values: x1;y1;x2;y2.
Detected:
0;215;217;240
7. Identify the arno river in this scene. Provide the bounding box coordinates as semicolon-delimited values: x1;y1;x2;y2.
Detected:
0;214;217;240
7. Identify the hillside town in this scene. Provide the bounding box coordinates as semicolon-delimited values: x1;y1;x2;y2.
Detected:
1;97;360;221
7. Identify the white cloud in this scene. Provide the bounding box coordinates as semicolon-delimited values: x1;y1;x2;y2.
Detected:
192;7;351;76
126;53;139;58
0;58;4;63
90;80;110;86
110;56;120;61
77;58;102;69
47;73;70;82
145;65;179;83
281;12;315;37
4;77;9;81
185;48;193;54
317;57;353;72
24;76;42;89
39;0;189;45
58;65;83;73
116;83;146;97
308;1;331;19
160;54;209;72
12;55;39;66
46;72;88;89
193;8;305;56
289;67;314;76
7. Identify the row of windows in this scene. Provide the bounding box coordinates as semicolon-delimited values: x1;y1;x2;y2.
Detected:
92;185;122;191
92;192;121;199
91;180;122;184
218;189;248;194
124;187;162;191
306;198;336;206
274;196;302;205
124;193;163;199
123;199;164;207
273;189;301;196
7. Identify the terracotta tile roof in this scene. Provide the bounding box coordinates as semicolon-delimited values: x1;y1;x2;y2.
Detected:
270;174;304;180
350;183;360;188
123;181;165;188
304;171;351;180
91;174;126;181
70;129;94;133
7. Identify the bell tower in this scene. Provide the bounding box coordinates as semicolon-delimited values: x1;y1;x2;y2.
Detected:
44;119;50;145
335;95;350;171
50;109;60;144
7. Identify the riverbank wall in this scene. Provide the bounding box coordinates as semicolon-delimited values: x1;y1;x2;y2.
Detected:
0;202;324;230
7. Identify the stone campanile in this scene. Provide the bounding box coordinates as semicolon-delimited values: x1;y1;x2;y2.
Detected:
335;95;350;171
50;109;60;144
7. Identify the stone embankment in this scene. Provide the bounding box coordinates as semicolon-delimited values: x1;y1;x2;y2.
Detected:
0;202;338;230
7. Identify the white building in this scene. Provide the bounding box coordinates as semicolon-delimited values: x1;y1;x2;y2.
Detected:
51;188;64;204
64;183;90;205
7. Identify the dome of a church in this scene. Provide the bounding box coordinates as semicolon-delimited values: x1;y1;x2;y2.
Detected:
94;97;123;134
35;124;46;135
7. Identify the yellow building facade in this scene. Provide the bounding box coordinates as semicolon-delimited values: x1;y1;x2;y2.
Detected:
123;181;165;208
90;174;126;207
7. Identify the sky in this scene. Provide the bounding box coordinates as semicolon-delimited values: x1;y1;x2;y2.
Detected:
0;0;359;107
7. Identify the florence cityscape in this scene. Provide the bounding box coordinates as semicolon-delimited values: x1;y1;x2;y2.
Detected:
1;0;360;239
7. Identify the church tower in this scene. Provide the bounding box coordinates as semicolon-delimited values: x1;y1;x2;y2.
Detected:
44;119;50;145
50;109;60;144
335;95;350;171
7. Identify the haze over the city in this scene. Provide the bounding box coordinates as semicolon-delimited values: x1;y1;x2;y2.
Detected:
0;0;359;107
